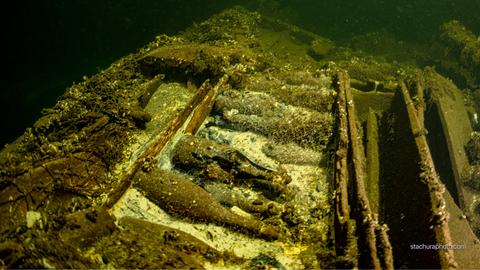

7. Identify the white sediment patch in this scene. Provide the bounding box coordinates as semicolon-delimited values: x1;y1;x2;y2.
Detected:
199;125;279;171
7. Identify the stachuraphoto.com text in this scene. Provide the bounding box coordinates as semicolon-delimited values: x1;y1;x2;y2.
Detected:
410;243;465;250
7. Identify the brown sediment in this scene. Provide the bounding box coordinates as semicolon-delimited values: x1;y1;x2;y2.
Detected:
118;217;226;262
0;152;110;237
96;222;207;269
133;169;279;240
59;207;116;249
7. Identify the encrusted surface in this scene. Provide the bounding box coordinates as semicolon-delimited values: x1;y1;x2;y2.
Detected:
2;5;479;270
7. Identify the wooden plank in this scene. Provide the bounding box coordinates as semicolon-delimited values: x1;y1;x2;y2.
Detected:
336;70;394;270
400;81;457;269
184;75;228;135
366;107;380;214
333;70;358;268
343;71;382;270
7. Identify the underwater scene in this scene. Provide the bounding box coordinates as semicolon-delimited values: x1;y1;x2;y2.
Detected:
1;0;480;268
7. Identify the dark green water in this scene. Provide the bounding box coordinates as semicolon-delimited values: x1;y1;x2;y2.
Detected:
2;0;479;146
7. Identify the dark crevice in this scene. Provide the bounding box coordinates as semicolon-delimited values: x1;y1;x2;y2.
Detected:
425;102;459;206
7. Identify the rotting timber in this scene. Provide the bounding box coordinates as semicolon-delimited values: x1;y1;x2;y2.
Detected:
1;7;480;269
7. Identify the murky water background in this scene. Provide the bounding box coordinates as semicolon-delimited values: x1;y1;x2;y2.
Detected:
2;0;479;146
